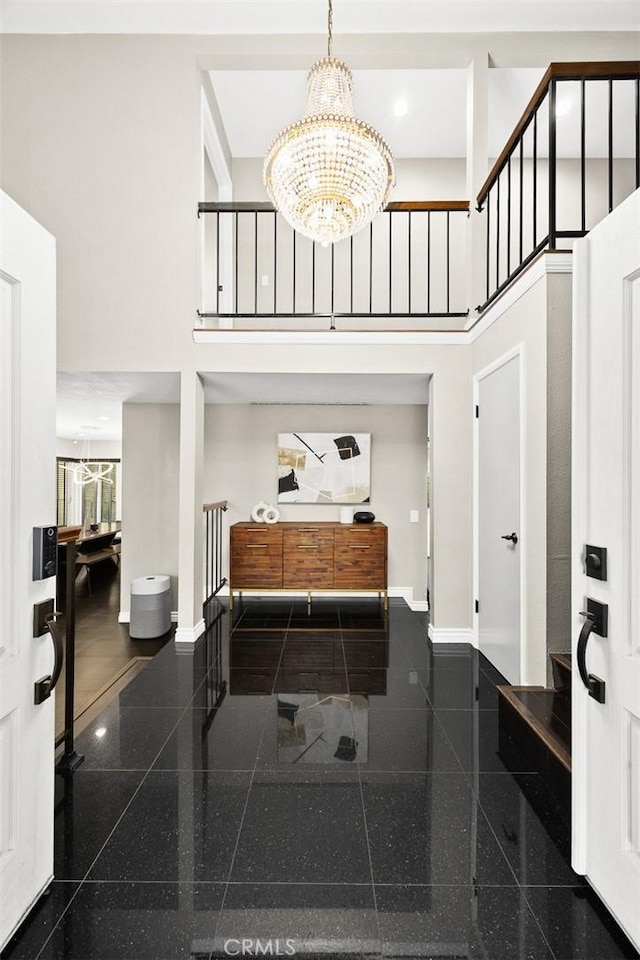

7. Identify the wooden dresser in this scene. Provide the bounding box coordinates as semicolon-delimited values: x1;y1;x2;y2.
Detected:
229;520;387;607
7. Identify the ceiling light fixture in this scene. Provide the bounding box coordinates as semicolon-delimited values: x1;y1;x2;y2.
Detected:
263;0;395;246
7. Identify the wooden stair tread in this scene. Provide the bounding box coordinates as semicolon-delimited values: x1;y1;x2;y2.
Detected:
498;685;571;773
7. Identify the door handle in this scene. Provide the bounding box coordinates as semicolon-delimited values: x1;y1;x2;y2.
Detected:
577;606;606;704
34;612;64;705
501;532;518;544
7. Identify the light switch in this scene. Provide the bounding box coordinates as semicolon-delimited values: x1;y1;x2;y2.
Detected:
261;274;269;287
410;510;419;523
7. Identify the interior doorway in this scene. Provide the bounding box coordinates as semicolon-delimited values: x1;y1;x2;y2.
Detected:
475;348;523;682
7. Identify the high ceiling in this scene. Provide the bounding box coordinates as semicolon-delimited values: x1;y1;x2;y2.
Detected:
3;1;638;35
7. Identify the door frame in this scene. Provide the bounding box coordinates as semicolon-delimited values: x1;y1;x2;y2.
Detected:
473;344;526;676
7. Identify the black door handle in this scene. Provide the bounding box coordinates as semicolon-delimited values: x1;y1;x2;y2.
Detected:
501;532;518;544
577;610;606;703
34;612;64;705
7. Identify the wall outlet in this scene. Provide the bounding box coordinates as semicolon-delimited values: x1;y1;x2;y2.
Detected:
410;510;419;523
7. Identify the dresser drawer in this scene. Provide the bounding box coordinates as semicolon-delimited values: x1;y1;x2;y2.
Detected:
231;526;283;588
283;527;334;588
334;525;387;589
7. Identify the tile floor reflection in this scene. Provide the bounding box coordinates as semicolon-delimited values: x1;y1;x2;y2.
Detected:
2;598;638;960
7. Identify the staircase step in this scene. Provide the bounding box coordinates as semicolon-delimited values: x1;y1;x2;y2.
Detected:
550;652;572;692
498;684;571;813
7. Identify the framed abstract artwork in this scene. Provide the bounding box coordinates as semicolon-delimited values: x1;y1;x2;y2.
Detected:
277;432;371;504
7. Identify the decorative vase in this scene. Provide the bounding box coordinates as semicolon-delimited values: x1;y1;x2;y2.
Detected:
354;511;375;523
339;506;354;524
250;500;269;522
263;504;280;524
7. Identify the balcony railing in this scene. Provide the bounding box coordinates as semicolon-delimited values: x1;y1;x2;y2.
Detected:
476;61;640;312
198;200;470;329
203;500;228;605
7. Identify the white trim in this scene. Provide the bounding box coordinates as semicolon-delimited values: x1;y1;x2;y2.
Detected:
174;618;206;645
118;609;178;624
428;626;475;645
193;328;473;346
201;89;232;200
409;600;429;612
465;251;573;333
473;344;526;679
193;252;573;346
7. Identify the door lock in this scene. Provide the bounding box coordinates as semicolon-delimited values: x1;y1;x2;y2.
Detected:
501;532;518;545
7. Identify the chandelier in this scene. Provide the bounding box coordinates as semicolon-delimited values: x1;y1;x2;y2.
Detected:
263;0;395;246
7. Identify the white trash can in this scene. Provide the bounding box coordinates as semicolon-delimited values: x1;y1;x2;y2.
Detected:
130;575;171;639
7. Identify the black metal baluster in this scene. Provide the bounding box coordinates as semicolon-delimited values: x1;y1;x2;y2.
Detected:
350;235;354;314
519;135;524;264
408;211;412;314
636;78;640;189
549;81;557;248
273;212;277;314
608;78;614;213
446;210;451;313
331;242;335;318
369;222;373;314
533;111;538;247
427;210;432;312
581;79;586;233
388;210;393;313
495;175;501;291
206;510;210;600
506;158;511;278
485;193;490;302
234;211;239;313
254;211;258;315
293;229;297;314
312;241;316;315
216;211;220;315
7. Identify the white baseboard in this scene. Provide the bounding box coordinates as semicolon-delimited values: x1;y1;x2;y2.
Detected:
428;626;475;645
410;600;429;613
174;619;206;646
119;610;178;624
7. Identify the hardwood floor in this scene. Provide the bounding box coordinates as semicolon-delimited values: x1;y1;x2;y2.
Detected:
55;561;172;739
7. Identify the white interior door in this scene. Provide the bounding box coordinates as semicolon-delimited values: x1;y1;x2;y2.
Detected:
0;192;57;949
476;351;521;682
572;189;640;950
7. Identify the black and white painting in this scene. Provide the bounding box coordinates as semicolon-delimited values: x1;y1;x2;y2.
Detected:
277;432;371;503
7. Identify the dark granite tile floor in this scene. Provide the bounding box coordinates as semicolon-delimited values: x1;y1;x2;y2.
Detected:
3;598;638;960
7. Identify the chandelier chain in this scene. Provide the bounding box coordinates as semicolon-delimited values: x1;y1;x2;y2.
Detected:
327;0;333;58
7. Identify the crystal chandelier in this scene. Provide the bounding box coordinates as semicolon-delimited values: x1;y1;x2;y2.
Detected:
263;0;395;246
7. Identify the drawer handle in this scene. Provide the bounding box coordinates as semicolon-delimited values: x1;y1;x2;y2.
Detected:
247;543;268;548
297;527;318;531
350;544;371;549
298;544;319;549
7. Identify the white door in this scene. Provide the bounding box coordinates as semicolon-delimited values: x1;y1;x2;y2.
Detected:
572;189;640;950
0;192;57;949
476;351;522;682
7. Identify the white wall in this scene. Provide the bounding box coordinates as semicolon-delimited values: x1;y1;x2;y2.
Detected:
120;403;180;614
471;265;572;684
56;438;122;459
204;404;428;601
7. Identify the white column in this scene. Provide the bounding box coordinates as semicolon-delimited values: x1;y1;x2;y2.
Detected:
176;371;205;644
466;53;490;318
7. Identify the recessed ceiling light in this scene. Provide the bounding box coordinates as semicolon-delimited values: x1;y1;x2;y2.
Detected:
95;727;107;738
393;99;408;118
97;416;111;422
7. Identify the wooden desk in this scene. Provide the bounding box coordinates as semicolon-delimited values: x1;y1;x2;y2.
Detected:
71;523;122;596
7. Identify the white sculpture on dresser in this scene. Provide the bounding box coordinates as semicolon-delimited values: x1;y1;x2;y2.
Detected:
250;501;280;524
